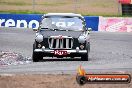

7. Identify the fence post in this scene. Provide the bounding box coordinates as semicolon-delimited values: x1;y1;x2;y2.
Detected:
117;0;121;16
32;0;35;13
74;0;78;13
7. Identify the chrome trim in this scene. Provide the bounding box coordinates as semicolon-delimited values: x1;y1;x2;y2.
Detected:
50;36;72;38
66;39;69;49
56;39;59;48
48;36;73;49
34;49;87;53
50;38;54;48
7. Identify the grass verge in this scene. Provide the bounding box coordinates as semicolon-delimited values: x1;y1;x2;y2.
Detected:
0;10;131;17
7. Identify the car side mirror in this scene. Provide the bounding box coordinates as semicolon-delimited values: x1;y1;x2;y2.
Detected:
87;28;92;31
86;28;92;35
33;28;38;32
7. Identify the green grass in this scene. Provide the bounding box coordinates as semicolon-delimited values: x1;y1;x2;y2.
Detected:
0;1;68;6
39;2;68;6
0;0;131;17
0;10;112;16
0;10;131;17
0;10;44;14
0;1;29;6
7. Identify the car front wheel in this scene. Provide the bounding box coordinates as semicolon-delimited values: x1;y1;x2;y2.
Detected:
81;51;89;61
81;42;90;61
32;52;43;62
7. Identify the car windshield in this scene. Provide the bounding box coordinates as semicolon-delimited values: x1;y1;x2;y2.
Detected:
40;16;84;31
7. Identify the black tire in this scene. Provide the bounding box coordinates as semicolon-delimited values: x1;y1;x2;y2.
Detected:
81;52;89;61
32;43;43;62
88;42;90;52
32;52;43;62
81;42;90;61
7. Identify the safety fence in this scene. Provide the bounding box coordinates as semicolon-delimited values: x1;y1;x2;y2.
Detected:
0;14;132;32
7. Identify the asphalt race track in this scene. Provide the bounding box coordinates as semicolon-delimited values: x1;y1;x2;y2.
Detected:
0;28;132;74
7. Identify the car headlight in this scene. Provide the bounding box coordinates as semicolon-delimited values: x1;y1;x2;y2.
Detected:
78;35;86;44
35;34;43;43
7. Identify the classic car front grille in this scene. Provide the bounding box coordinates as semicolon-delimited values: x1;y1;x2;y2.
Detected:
48;37;73;49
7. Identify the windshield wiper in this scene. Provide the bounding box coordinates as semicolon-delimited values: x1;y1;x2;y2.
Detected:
41;28;55;31
41;27;79;31
41;28;68;31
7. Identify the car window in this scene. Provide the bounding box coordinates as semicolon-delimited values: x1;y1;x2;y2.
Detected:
40;16;84;31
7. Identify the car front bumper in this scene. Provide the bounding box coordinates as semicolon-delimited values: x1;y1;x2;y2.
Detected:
34;49;87;54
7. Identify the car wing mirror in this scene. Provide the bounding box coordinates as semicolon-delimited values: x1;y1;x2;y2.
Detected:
33;27;40;32
86;28;92;35
33;29;38;31
87;28;92;31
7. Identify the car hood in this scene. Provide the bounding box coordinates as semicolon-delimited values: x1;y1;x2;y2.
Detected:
39;31;83;38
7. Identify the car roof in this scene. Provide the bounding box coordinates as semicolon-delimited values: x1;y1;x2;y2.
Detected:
44;13;83;18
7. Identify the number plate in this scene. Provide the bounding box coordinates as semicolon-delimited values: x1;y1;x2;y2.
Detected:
54;50;67;56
